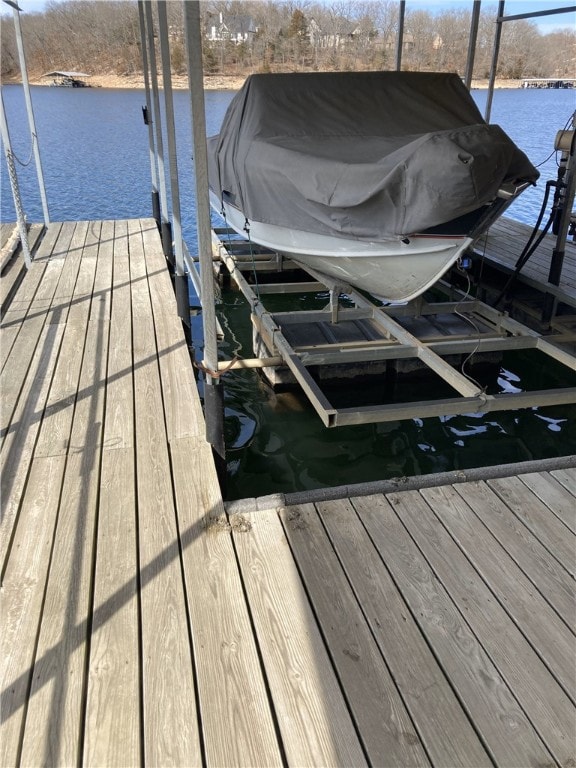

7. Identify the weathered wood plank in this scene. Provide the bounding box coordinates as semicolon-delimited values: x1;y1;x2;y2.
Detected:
0;222;16;249
52;220;88;301
0;455;66;768
279;502;431;766
20;264;108;763
487;476;575;576
0;311;49;436
519;471;576;532
139;218;174;315
141;219;204;440
550;466;576;495
0;322;65;568
34;223;77;305
232;506;368;768
33;319;87;457
393;488;576;767
0;222;62;329
82;221;138;765
130;219;202;767
88;219;114;326
316;497;491;768
454;480;576;627
0;224;73;429
351;492;555;768
83;448;141;767
171;437;283;767
34;223;99;458
70;220;99;301
100;220;133;451
19;451;100;766
0;223;44;311
0;304;28;372
32;221;67;260
420;484;575;697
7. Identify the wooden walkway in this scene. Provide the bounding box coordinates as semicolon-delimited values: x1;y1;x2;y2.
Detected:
1;219;575;767
478;217;576;301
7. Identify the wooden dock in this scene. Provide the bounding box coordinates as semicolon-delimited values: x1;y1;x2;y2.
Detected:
474;216;576;304
1;219;575;766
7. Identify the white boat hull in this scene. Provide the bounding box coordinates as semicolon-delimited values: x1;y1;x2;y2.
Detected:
213;193;472;303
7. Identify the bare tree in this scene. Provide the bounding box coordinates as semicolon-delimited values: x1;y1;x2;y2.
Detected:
432;9;470;73
0;0;571;83
540;28;576;78
498;19;541;78
404;9;435;71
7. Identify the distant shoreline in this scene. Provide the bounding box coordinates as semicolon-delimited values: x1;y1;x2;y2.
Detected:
4;73;526;91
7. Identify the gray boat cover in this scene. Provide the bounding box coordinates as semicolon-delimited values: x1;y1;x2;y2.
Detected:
207;71;539;240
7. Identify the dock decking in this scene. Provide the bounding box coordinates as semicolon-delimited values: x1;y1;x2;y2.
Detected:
476;216;576;304
1;219;575;767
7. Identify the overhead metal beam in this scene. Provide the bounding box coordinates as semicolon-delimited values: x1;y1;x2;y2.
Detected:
497;5;576;22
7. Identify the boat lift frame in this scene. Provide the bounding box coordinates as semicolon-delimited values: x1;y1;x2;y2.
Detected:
144;0;576;443
213;231;576;427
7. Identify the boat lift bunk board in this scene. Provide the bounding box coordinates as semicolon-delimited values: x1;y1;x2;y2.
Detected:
211;228;576;428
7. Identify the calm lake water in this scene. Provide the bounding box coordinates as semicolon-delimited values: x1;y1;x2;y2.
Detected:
2;85;575;499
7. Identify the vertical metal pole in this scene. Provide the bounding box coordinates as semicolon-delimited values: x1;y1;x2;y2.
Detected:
138;0;160;225
464;0;481;89
156;0;189;321
543;125;576;323
395;0;406;72
143;1;173;263
183;0;225;467
485;0;505;122
11;3;49;225
0;89;32;267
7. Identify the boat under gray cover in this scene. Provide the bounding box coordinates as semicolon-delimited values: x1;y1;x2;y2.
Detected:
207;71;539;242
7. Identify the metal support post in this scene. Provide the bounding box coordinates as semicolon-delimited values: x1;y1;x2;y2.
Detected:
143;1;173;264
183;0;226;468
464;1;481;89
485;0;505;122
543;123;576;324
137;0;160;227
156;0;189;323
395;1;406;72
0;88;32;267
8;0;49;225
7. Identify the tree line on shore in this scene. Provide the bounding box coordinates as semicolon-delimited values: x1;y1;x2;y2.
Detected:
1;0;574;83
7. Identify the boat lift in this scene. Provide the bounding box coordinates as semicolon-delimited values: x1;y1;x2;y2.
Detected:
143;0;576;445
212;229;576;427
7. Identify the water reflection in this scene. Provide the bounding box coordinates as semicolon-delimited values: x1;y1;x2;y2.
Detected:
214;281;576;500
